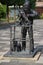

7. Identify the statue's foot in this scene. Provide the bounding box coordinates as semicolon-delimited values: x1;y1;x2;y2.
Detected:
11;48;14;51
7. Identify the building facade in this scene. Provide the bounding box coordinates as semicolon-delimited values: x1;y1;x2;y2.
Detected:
36;0;43;15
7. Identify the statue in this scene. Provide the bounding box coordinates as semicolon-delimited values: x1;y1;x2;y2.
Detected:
19;0;39;52
17;42;21;52
13;39;18;51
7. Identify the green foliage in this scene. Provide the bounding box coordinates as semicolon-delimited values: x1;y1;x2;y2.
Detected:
0;0;36;7
0;4;6;18
14;0;36;7
14;0;25;6
30;0;36;9
40;13;43;19
0;0;13;5
15;0;36;8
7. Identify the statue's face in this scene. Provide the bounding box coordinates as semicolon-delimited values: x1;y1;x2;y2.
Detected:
24;5;28;10
23;1;30;12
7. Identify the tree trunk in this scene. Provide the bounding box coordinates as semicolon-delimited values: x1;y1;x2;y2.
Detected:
14;5;16;22
6;5;9;23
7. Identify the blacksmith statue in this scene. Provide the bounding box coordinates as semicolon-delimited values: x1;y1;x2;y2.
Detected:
19;0;39;52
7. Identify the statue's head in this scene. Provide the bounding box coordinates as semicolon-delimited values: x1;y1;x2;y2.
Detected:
23;0;30;13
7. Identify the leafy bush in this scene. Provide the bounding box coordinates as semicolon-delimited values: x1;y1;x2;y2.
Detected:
40;13;43;19
0;3;6;19
30;0;36;9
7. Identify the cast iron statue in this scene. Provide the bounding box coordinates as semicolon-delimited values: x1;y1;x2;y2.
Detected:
19;0;39;52
13;39;21;52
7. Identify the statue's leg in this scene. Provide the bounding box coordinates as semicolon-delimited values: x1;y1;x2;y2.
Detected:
21;27;27;50
28;24;34;52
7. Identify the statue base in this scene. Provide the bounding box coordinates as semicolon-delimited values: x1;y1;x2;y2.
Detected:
4;48;39;58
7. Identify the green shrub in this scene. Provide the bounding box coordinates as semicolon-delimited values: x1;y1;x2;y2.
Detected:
0;4;6;19
40;13;43;19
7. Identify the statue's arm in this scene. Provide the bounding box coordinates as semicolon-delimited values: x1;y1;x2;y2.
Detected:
27;9;40;19
31;9;39;16
20;10;29;22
